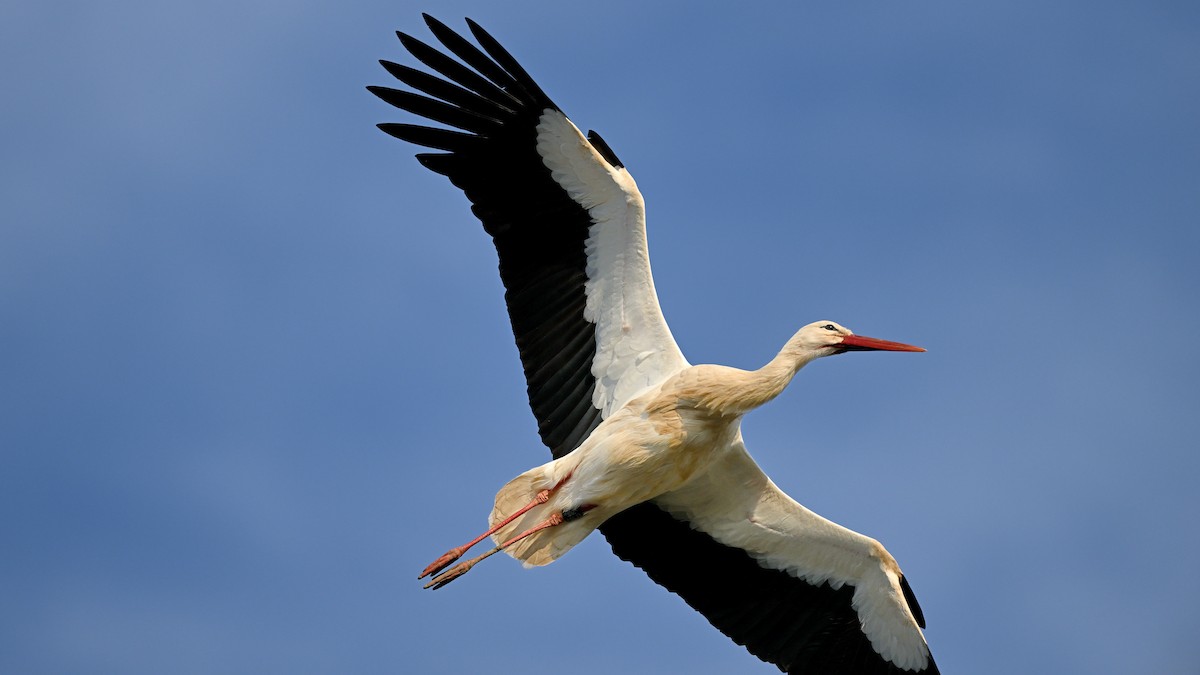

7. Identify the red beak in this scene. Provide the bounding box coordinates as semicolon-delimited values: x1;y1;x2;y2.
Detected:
838;334;926;352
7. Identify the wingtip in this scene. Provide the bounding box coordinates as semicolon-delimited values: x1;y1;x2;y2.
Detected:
464;17;496;48
377;59;400;78
421;13;447;32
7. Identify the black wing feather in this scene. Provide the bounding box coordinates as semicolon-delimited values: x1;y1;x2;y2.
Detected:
373;17;600;460
374;17;936;674
424;15;548;108
900;574;927;629
413;153;455;175
396;31;523;110
367;87;502;134
463;18;556;108
602;505;939;674
377;123;481;153
379;60;518;117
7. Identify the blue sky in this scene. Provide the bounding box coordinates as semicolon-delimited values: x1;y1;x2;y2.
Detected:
2;1;1198;673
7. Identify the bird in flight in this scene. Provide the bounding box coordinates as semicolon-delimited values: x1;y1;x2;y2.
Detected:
371;15;939;674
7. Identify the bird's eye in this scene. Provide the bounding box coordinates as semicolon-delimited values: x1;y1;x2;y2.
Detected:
822;324;836;331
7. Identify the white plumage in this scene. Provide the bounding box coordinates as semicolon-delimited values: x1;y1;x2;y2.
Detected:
536;111;690;415
372;15;940;674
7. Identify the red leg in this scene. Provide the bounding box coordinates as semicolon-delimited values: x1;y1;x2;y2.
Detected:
424;503;599;590
417;472;573;580
424;512;567;590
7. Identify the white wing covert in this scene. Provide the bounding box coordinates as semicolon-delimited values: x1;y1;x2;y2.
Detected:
535;112;689;417
373;17;937;675
648;441;938;674
371;15;686;457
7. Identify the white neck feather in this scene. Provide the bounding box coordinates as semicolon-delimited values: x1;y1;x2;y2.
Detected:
718;333;823;415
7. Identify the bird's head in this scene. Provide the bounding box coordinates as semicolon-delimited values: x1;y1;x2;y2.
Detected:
794;320;926;357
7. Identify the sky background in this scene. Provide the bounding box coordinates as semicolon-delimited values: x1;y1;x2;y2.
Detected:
2;1;1198;673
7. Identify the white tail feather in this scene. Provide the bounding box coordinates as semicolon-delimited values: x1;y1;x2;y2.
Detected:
488;463;602;568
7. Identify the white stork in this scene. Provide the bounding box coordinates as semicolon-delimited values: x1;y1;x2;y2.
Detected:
370;15;939;674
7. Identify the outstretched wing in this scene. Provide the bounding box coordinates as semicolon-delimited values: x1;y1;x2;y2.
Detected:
372;17;936;674
370;15;688;458
623;441;939;674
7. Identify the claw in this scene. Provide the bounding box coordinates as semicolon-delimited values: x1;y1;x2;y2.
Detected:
418;545;467;579
424;558;477;590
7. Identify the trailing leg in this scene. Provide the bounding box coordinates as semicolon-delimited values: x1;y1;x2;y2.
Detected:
417;470;573;580
424;504;597;590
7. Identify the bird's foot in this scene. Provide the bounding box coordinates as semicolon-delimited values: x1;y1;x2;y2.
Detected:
423;545;502;590
424;558;477;590
421;502;596;590
416;483;563;580
419;545;467;580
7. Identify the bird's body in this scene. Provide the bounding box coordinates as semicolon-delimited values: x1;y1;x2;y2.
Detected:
482;322;933;671
491;322;878;567
372;15;941;673
490;361;766;567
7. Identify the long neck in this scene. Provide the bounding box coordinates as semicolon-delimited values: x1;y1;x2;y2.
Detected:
709;338;819;415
